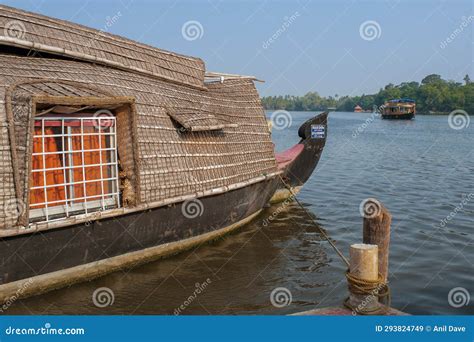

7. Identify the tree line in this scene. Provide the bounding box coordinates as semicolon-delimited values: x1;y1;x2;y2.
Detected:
261;74;473;114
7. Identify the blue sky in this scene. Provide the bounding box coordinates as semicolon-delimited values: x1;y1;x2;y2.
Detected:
1;0;472;97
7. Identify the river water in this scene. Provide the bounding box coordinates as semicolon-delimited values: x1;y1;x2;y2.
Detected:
7;112;473;315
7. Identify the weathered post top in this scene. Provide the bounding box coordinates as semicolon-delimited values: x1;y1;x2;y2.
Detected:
362;199;392;282
349;243;379;280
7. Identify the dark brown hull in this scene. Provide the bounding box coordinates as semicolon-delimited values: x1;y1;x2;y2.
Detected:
274;112;328;194
0;177;279;288
381;113;415;120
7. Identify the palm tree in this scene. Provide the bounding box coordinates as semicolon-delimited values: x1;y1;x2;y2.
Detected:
463;74;471;85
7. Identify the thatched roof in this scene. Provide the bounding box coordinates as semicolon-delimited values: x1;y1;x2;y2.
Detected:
0;5;205;88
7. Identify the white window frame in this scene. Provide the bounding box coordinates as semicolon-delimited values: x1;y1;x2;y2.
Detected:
29;116;121;223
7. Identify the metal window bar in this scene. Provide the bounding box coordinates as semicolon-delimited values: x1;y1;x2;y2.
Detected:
32;148;116;156
41;119;49;221
30;162;118;173
34;132;116;138
80;118;88;216
61;118;69;218
98;118;106;210
67;125;75;211
113;121;119;196
30;193;120;207
30;176;119;190
30;116;121;223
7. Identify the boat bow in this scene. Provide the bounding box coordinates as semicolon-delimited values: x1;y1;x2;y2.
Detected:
270;111;328;203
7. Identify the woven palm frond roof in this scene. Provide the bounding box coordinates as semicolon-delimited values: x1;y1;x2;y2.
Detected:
0;5;206;88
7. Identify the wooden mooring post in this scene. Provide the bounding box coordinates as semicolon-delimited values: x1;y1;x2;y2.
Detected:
363;201;392;282
345;198;392;314
293;198;406;316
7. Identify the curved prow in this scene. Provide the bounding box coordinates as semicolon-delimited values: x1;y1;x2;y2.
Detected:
271;111;328;203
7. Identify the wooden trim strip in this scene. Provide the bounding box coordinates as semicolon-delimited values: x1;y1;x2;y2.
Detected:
141;149;274;158
139;158;276;175
33;95;135;106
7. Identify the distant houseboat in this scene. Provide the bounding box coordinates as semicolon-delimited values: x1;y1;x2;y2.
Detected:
0;5;327;302
354;105;363;113
382;99;416;120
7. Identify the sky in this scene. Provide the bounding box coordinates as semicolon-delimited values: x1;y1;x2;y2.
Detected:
1;0;472;97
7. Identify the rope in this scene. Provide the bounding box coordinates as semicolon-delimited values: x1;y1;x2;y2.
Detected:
277;175;350;267
343;270;391;315
277;175;391;315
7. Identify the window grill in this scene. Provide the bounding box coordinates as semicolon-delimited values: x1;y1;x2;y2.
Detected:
29;116;121;223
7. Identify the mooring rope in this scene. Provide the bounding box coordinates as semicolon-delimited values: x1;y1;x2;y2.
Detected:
343;271;391;315
277;175;350;267
277;175;391;314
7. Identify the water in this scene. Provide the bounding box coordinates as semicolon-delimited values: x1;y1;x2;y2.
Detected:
7;112;473;315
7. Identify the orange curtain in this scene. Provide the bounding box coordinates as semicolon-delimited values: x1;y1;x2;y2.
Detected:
30;127;66;208
70;127;109;203
30;124;110;209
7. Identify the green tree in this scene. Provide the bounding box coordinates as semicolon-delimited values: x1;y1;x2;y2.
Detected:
261;74;472;114
421;74;442;85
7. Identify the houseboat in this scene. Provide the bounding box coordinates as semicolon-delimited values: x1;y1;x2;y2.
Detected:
0;5;327;301
354;105;363;113
382;98;416;119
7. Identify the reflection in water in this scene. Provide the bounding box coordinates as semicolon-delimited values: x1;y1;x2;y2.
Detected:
6;112;474;315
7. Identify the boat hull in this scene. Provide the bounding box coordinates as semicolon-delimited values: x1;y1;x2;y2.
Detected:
381;113;415;120
0;176;279;300
270;112;328;203
269;186;302;204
